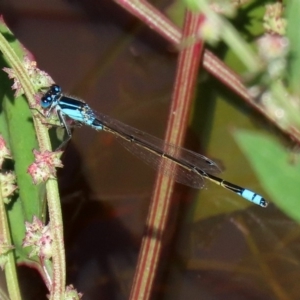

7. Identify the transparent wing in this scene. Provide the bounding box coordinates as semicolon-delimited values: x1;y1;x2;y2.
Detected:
93;112;221;189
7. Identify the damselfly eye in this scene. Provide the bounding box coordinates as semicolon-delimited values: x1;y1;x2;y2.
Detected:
40;95;53;108
50;84;62;95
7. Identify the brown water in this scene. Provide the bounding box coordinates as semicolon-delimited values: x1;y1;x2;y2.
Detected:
0;1;297;299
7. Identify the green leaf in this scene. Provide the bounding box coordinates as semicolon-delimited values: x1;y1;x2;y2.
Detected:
234;130;300;222
0;25;46;263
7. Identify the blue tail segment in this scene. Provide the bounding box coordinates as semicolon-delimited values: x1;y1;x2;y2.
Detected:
240;189;267;207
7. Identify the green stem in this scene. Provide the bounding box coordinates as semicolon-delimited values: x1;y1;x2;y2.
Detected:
0;180;22;300
0;26;65;297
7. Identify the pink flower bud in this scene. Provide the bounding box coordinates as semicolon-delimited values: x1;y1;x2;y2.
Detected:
22;216;53;260
0;135;11;168
27;149;63;184
3;56;54;97
0;172;17;204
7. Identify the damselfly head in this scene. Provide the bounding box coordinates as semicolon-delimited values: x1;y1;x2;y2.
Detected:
40;84;62;108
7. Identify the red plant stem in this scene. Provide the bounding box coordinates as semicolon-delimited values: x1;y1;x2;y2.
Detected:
115;0;181;44
114;0;300;142
129;12;204;300
113;0;300;298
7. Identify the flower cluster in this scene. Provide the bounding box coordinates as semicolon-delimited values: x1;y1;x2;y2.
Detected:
3;54;54;98
0;136;17;203
27;149;63;184
61;285;83;300
257;34;289;79
0;135;11;169
22;216;53;260
0;237;14;269
256;3;288;80
263;3;287;35
0;172;17;204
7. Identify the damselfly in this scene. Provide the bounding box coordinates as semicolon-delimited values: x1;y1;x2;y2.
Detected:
40;84;268;208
